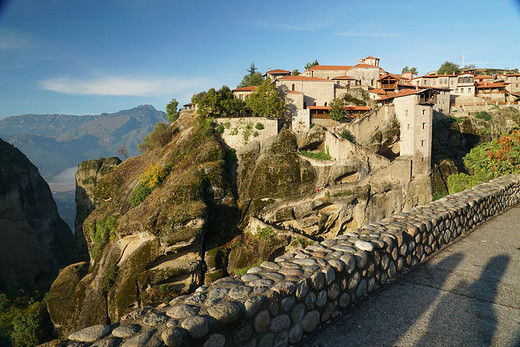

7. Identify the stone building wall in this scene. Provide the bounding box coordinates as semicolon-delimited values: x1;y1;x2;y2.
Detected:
63;174;520;346
277;79;335;109
214;117;280;151
393;95;432;177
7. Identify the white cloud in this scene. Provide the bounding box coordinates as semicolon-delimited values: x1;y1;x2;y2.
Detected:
0;31;30;50
39;76;208;96
336;31;402;37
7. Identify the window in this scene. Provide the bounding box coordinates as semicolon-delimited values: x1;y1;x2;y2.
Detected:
422;123;426;129
421;140;425;147
291;84;295;91
324;102;327;106
422;109;425;115
468;88;471;93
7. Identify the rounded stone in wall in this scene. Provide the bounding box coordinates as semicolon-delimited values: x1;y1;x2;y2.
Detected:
300;310;320;333
316;290;327;307
203;333;225;347
291;303;306;323
254;310;271;333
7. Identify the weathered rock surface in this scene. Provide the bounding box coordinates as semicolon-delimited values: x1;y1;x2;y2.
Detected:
74;157;122;261
47;113;240;337
0;138;73;288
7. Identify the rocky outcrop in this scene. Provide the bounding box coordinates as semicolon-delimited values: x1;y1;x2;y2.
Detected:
73;157;122;262
0;138;73;288
47;113;240;337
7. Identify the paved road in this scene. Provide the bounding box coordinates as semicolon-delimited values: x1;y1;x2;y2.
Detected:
304;205;520;347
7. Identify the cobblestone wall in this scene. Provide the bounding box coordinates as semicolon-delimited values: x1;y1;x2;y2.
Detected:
56;174;520;347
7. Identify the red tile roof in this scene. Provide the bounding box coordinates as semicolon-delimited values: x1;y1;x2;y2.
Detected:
364;56;379;60
474;75;493;79
500;73;520;77
332;75;356;80
287;91;303;94
368;88;387;95
476;82;506;89
308;65;353;71
279;76;332;82
266;69;290;74
307;106;371;111
375;89;425;101
232;86;257;92
350;63;380;69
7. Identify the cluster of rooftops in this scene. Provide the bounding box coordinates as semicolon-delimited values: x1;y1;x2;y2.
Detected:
185;56;520;116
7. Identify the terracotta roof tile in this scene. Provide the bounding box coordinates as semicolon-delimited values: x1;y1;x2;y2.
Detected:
476;82;506;88
279;76;333;82
266;69;290;74
232;86;257;92
332;75;356;80
307;106;371;111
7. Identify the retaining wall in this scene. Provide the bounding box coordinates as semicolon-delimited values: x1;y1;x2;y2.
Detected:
60;174;520;347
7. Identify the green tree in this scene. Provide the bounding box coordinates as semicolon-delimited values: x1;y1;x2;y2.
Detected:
438;61;460;75
191;91;207;104
246;78;286;118
291;69;300;76
402;66;418;75
198;86;245;117
304;59;319;70
166;98;179;122
237;62;265;88
327;97;348;121
402;66;410;73
410;67;418;75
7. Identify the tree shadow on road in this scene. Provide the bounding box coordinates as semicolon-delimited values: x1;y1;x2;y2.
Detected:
414;255;510;347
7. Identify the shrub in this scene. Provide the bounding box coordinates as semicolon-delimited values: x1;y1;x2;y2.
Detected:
216;123;225;134
102;266;118;293
340;129;356;143
89;215;118;260
300;150;331;161
255;122;264;130
138;122;172;152
475;111;492;121
130;182;153;207
255;226;275;240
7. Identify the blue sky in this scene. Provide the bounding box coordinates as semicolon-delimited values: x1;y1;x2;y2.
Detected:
1;0;519;117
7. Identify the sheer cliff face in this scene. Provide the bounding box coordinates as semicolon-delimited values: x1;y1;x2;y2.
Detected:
0;138;73;288
47;113;241;337
73;157;122;262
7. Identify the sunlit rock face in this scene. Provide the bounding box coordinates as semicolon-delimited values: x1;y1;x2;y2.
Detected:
0;138;73;289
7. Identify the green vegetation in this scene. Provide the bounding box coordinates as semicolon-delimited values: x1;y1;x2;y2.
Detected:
216;123;225;134
342;90;368;107
450;116;462;124
232;258;263;275
475;111;492;121
191;91;207;104
332;190;353;197
89;215;118;260
327;97;348;121
296;236;311;248
166;98;179;122
255;122;264;130
130;162;173;207
300;149;331;161
291;69;300;76
237;63;265;88
246;78;286;118
138;122;174;152
447;129;520;193
304;59;319;70
438;61;460;75
102;266;118;293
340;129;356;143
197;86;245;117
0;288;53;347
402;66;418;75
243;122;254;143
255;226;275;240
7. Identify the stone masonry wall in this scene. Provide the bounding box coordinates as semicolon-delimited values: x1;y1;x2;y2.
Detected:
215;117;280;151
57;174;520;347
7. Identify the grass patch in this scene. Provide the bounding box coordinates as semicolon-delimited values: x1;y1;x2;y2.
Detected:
255;226;275;240
332;190;353;197
300;150;331;161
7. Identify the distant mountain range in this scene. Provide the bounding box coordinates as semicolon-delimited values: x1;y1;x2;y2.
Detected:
0;105;167;179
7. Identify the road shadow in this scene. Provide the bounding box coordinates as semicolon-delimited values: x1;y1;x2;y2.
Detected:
304;252;465;347
414;255;510;347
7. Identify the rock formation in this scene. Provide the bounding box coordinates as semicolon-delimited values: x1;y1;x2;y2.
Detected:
73;157;122;262
0;138;73;289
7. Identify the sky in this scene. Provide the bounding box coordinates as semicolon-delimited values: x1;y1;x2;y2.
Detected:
0;0;519;117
